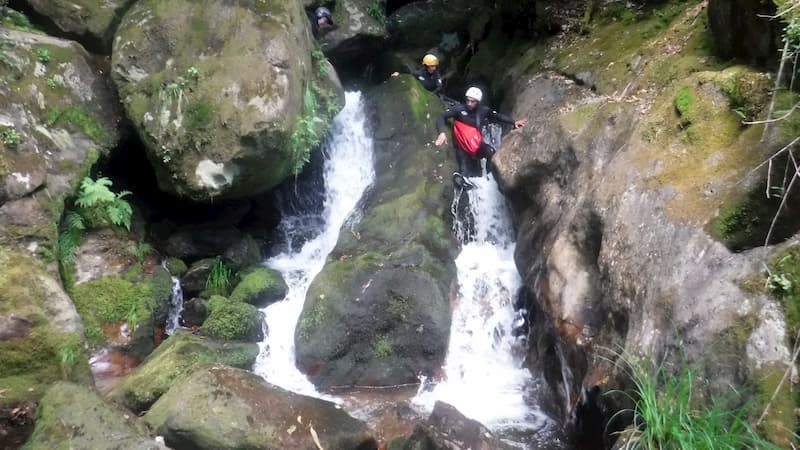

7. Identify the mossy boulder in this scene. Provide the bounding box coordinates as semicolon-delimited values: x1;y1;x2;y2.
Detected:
229;267;287;307
23;382;166;450
164;257;188;277
201;301;264;342
112;0;343;201
0;29;121;259
0;248;90;407
69;269;173;356
295;76;457;389
108;331;258;413
144;366;376;450
22;0;137;53
181;257;215;295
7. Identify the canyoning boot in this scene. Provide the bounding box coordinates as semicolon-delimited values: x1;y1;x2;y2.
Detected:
452;172;475;191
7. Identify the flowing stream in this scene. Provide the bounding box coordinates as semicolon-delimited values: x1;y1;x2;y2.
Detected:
414;175;559;447
253;91;375;397
163;260;184;335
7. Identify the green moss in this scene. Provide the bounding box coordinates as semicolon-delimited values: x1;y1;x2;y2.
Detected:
70;276;156;345
373;334;392;358
186;98;214;130
298;293;331;341
165;257;188;276
561;103;602;134
752;364;798;448
202;301;261;341
207;295;227;314
674;86;697;126
718;68;770;122
229;268;284;305
388;294;410;322
46;106;108;144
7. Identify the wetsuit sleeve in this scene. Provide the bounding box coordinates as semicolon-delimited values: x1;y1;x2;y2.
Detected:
437;107;460;133
486;109;515;125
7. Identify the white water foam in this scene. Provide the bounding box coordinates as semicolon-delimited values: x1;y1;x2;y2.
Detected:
163;260;184;335
253;91;375;397
414;174;553;436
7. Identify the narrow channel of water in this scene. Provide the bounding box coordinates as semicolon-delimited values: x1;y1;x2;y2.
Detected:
252;91;375;397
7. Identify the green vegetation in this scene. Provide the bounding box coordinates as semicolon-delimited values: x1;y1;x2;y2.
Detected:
1;7;35;32
674;85;697;127
36;47;51;64
373;335;392;358
205;256;232;296
128;242;153;268
768;246;800;338
186;98;213;129
57;342;81;378
0;126;21;146
368;0;386;25
70;276;156;345
610;355;779;449
165;257;188;276
46;106;108;143
207;295;227;314
57;177;133;286
229;268;283;305
202;301;261;341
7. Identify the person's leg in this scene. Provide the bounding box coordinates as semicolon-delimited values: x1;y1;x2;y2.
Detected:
476;142;497;177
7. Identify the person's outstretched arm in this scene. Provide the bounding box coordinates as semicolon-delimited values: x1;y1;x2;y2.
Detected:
486;108;528;129
435;107;459;146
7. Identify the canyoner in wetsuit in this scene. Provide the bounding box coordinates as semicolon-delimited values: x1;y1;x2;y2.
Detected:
435;87;527;185
391;54;443;94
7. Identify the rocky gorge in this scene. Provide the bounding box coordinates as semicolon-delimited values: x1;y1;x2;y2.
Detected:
1;0;799;449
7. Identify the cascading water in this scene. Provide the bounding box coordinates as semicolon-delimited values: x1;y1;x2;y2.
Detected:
253;91;375;397
414;174;560;446
163;260;184;335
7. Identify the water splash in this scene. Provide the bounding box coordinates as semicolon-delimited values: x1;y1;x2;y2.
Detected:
253;91;375;398
414;174;556;441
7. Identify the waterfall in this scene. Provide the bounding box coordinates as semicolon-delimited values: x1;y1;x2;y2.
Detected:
253;91;375;397
413;174;558;445
163;260;184;335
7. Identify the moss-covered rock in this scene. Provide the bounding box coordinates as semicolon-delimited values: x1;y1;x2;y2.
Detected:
144;366;375;450
229;267;287;307
108;331;258;413
319;0;388;66
69;271;171;352
0;248;90;407
0;29;120;260
202;301;264;342
23;382;166;450
112;0;341;201
23;0;137;53
164;257;188;277
295;76;457;389
181;257;216;295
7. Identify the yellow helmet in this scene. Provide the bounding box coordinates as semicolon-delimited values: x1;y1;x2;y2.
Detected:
422;54;439;67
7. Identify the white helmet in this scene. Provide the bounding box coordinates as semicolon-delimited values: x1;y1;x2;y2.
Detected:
465;87;483;102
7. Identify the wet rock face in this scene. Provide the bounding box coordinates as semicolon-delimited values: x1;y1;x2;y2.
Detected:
400;401;516;450
145;366;377;450
294;76;458;390
112;0;341;201
708;0;781;68
320;0;388;66
0;28;121;258
21;0;137;52
25;382;166;450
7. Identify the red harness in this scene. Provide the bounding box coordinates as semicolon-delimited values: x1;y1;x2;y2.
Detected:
453;121;482;157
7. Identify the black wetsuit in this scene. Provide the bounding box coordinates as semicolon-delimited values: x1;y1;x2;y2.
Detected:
309;14;334;38
437;103;515;176
412;67;443;93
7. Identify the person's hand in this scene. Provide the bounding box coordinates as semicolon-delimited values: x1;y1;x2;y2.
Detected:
435;132;447;146
514;118;528;129
391;72;400;77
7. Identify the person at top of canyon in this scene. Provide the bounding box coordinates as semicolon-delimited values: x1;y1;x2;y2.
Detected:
435;87;527;181
391;54;444;94
310;6;335;38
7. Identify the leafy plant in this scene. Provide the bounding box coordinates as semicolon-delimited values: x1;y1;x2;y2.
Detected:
128;242;152;268
186;66;200;81
46;77;57;89
311;48;329;78
1;126;21;146
608;353;779;450
75;177;133;230
57;211;85;267
36;47;50;64
367;0;386;25
206;256;232;296
126;303;138;330
164;82;182;99
57;343;80;378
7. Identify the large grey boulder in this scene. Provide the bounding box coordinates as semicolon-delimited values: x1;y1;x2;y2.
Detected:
144;366;377;450
295;76;457;389
0;29;121;259
23;382;166;450
320;0;388;65
400;402;515;450
20;0;137;52
112;0;343;201
0;248;90;408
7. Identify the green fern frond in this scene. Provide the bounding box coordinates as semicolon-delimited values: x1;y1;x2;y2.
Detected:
107;198;133;230
76;177;116;208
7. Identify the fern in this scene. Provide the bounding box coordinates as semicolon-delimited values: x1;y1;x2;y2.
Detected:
57;211;85;267
108;194;133;230
76;177;115;208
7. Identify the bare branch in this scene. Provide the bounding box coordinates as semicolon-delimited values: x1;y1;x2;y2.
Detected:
763;151;800;247
743;135;800;180
763;39;792;141
756;330;800;428
757;1;800;20
743;99;800;125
